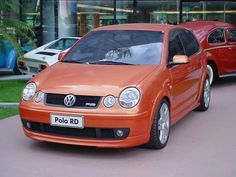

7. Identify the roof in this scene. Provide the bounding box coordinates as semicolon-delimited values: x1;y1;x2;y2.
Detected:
180;21;236;42
180;20;235;31
94;23;176;32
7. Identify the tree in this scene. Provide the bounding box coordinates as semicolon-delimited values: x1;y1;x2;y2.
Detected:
0;0;34;54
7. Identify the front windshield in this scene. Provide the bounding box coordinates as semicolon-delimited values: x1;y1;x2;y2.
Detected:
63;30;163;65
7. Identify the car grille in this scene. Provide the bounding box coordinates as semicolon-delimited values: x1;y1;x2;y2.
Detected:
22;120;130;140
45;93;101;108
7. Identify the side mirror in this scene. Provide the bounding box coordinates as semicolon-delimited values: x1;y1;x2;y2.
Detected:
58;52;66;61
172;55;189;65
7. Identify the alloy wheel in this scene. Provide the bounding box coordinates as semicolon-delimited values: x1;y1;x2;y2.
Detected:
158;103;170;145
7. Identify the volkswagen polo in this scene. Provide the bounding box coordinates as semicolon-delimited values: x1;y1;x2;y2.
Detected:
19;24;210;149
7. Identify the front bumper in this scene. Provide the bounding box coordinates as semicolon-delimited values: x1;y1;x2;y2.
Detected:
19;105;151;148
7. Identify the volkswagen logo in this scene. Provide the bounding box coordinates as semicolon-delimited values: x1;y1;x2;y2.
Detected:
64;94;76;107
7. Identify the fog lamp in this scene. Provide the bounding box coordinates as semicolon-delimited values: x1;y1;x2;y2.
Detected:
116;130;124;137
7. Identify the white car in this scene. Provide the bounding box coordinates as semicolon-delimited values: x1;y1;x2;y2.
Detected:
17;37;80;75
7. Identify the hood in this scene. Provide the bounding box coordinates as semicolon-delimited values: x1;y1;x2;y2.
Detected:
24;48;61;60
33;62;158;96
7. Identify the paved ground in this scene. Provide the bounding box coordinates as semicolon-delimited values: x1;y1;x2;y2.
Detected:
0;71;32;80
1;77;236;177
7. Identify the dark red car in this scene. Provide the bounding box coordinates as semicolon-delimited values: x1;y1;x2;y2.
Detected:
181;21;236;84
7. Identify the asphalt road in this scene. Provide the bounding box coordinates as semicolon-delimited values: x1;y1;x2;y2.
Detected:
1;76;236;177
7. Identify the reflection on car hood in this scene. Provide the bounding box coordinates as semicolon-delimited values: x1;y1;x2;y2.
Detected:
33;62;158;96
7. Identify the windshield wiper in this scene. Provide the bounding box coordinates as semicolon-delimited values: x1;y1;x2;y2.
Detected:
89;61;133;65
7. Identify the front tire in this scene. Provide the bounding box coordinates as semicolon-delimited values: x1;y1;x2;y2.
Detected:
196;77;211;111
144;99;170;149
13;60;22;75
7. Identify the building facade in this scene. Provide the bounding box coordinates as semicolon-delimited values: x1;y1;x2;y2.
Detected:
18;0;236;45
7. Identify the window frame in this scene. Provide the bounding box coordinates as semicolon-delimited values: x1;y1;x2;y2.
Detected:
227;28;236;44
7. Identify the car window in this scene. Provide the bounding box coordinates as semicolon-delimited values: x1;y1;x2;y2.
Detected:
63;30;163;65
228;29;236;43
47;38;78;50
208;29;225;44
168;30;185;62
179;29;199;57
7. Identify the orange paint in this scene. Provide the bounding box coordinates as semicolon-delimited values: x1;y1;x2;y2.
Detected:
19;24;208;148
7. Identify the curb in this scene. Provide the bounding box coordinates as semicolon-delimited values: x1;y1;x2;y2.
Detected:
0;73;32;81
0;76;32;81
0;103;19;108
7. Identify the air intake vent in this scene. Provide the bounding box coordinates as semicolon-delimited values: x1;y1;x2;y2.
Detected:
45;93;101;108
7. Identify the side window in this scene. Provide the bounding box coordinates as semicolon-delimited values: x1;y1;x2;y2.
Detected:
228;29;236;43
208;29;225;44
168;30;185;62
179;29;200;57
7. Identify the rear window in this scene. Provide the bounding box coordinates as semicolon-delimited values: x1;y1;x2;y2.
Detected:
47;38;78;50
63;30;163;65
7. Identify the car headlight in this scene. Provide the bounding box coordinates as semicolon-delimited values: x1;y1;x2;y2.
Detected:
23;82;36;101
103;95;116;108
119;87;140;108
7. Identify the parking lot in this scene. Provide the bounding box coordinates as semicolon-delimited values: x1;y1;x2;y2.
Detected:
1;76;236;177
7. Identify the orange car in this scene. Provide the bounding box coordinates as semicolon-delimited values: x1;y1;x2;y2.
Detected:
181;21;236;84
19;24;210;149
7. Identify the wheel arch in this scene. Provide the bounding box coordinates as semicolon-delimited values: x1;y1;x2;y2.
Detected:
207;59;219;77
197;68;209;106
148;92;171;134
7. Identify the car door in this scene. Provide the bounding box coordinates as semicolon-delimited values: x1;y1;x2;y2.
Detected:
178;29;202;99
207;28;229;73
226;28;236;72
168;29;198;122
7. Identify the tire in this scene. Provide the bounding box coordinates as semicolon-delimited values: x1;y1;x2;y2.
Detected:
144;99;170;149
196;77;211;112
207;64;218;85
13;60;22;75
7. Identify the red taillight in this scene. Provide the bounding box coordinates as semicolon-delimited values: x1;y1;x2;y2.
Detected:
40;64;47;70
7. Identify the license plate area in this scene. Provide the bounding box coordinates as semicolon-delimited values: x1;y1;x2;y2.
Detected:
29;67;39;73
50;114;84;129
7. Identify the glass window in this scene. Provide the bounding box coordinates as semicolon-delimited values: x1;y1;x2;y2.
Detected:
41;0;57;44
77;0;115;36
179;29;199;57
168;30;185;62
225;2;236;25
63;30;163;65
208;29;225;44
152;1;178;25
47;38;78;50
206;1;224;22
228;29;236;43
182;2;204;22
